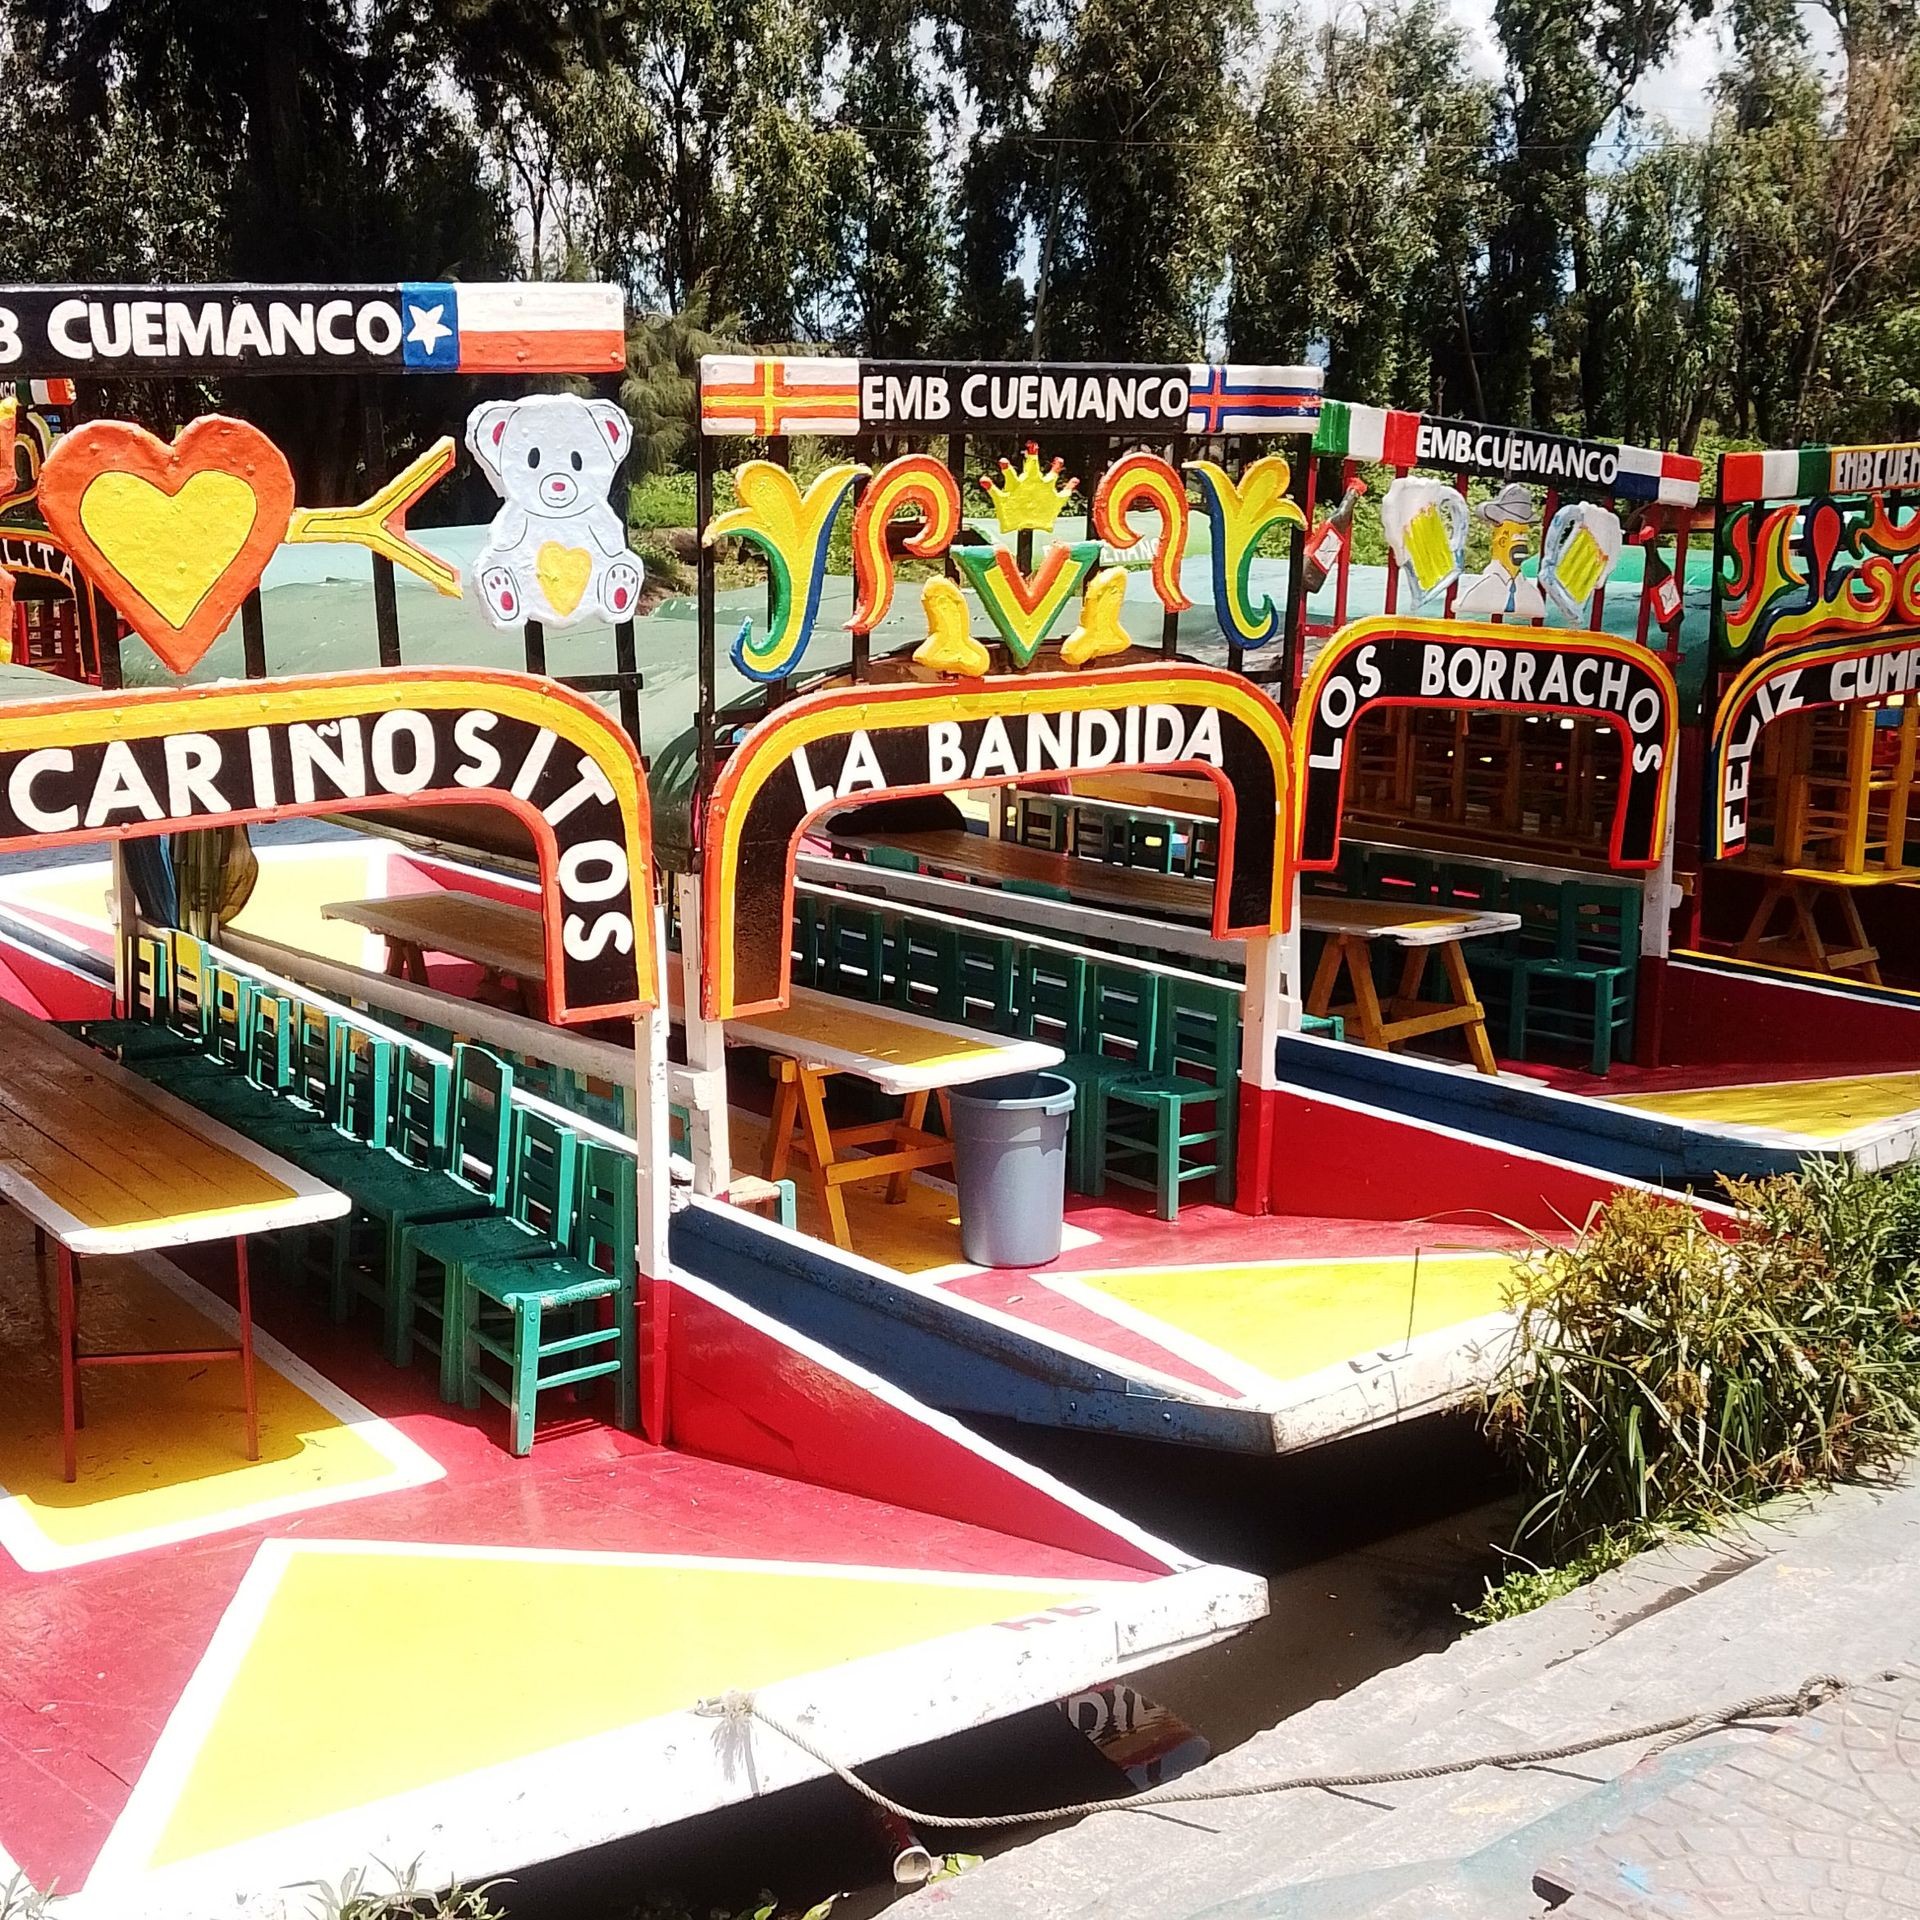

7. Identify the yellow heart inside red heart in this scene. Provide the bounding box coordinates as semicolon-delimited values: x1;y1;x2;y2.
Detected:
79;471;260;627
37;415;297;676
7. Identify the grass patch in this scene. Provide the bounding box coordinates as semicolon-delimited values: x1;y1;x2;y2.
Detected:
0;1875;51;1920
1463;1524;1655;1626
1473;1164;1920;1620
302;1864;507;1918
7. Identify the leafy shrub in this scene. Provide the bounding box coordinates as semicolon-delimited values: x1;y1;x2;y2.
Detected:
1463;1526;1649;1627
303;1863;507;1919
0;1873;51;1919
632;536;688;592
1485;1170;1920;1561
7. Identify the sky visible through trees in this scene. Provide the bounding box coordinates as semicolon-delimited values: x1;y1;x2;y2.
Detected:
1;0;1917;494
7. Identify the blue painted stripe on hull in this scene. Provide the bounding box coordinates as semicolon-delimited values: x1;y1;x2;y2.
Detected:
669;1200;1276;1453
1273;1034;1803;1188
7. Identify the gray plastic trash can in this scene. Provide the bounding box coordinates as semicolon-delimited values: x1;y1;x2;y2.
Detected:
947;1071;1076;1269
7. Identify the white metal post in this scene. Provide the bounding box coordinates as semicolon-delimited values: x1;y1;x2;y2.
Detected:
674;870;732;1197
1643;760;1680;960
635;894;674;1445
1240;930;1288;1093
634;896;673;1279
109;840;137;1016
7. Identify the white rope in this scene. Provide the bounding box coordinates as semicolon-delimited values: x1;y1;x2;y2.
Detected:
694;1672;1866;1832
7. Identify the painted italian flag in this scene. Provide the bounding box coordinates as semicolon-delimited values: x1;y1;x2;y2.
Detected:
1312;400;1422;466
1718;446;1836;503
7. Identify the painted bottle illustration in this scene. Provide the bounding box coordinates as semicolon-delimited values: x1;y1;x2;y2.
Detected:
1304;479;1367;593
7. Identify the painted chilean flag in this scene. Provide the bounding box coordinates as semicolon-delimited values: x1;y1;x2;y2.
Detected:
399;282;625;375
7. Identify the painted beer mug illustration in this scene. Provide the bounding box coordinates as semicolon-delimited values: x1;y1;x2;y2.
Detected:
1542;501;1624;621
1381;476;1469;606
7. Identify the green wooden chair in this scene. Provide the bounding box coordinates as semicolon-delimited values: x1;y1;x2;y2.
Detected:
394;1106;582;1402
1014;946;1089;1053
1436;861;1505;913
1092;979;1239;1220
206;965;255;1070
1013;794;1069;852
1111;812;1177;874
323;1043;516;1364
1057;962;1165;1193
249;1024;402;1295
824;901;887;1000
134;965;268;1110
878;908;940;1015
790;895;828;989
458;1142;638;1454
1367;847;1435;905
78;932;190;1061
1501;882;1641;1076
1467;877;1561;1040
956;928;1017;1030
234;1018;388;1166
244;991;296;1093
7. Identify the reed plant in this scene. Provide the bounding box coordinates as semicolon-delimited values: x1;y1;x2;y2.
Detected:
1485;1164;1920;1563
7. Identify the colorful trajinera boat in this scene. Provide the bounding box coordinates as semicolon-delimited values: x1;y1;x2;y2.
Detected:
0;285;1914;1907
0;291;1258;1917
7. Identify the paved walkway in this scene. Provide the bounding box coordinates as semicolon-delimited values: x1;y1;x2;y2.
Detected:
1542;1669;1920;1919
896;1473;1920;1919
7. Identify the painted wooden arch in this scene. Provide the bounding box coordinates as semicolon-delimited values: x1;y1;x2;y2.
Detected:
1294;616;1678;871
1711;628;1920;858
700;666;1293;1018
0;670;656;1021
0;528;86;594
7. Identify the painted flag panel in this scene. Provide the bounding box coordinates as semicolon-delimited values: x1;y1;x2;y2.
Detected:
1312;401;1421;466
1184;364;1323;436
1721;442;1920;502
0;284;625;378
400;282;625;375
1612;442;1704;508
700;356;864;436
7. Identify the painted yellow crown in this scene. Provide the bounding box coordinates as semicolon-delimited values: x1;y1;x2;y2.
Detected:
980;443;1077;534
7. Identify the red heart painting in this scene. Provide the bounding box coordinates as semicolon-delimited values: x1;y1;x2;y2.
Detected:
40;416;296;676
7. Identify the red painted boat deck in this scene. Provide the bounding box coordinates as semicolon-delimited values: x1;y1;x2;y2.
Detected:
0;1210;1234;1910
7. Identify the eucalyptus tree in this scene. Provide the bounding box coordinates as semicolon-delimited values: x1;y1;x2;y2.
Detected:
1228;0;1495;414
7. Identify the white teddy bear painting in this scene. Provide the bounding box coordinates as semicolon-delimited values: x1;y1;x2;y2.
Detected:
465;394;644;628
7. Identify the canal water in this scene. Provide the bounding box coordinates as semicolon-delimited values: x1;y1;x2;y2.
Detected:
507;1412;1518;1920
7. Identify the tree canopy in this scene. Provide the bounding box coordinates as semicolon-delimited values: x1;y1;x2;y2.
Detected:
2;0;1917;484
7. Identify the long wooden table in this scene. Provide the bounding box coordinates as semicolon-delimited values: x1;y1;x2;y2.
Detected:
323;892;546;1012
1346;833;1636;891
830;827;1216;921
326;889;1055;1248
0;1001;348;1479
798;853;1235;962
1340;816;1622;876
1299;899;1519;1076
1071;771;1221;819
669;976;1061;1250
1728;860;1920;985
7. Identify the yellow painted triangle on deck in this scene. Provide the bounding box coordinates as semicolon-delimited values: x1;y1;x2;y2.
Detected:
1602;1072;1920;1143
0;1249;393;1553
151;1549;1082;1867
1072;1254;1514;1383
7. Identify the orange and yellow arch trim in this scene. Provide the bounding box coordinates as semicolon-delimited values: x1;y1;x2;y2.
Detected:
0;669;655;1022
1711;627;1920;858
1294;616;1677;871
700;666;1292;1018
